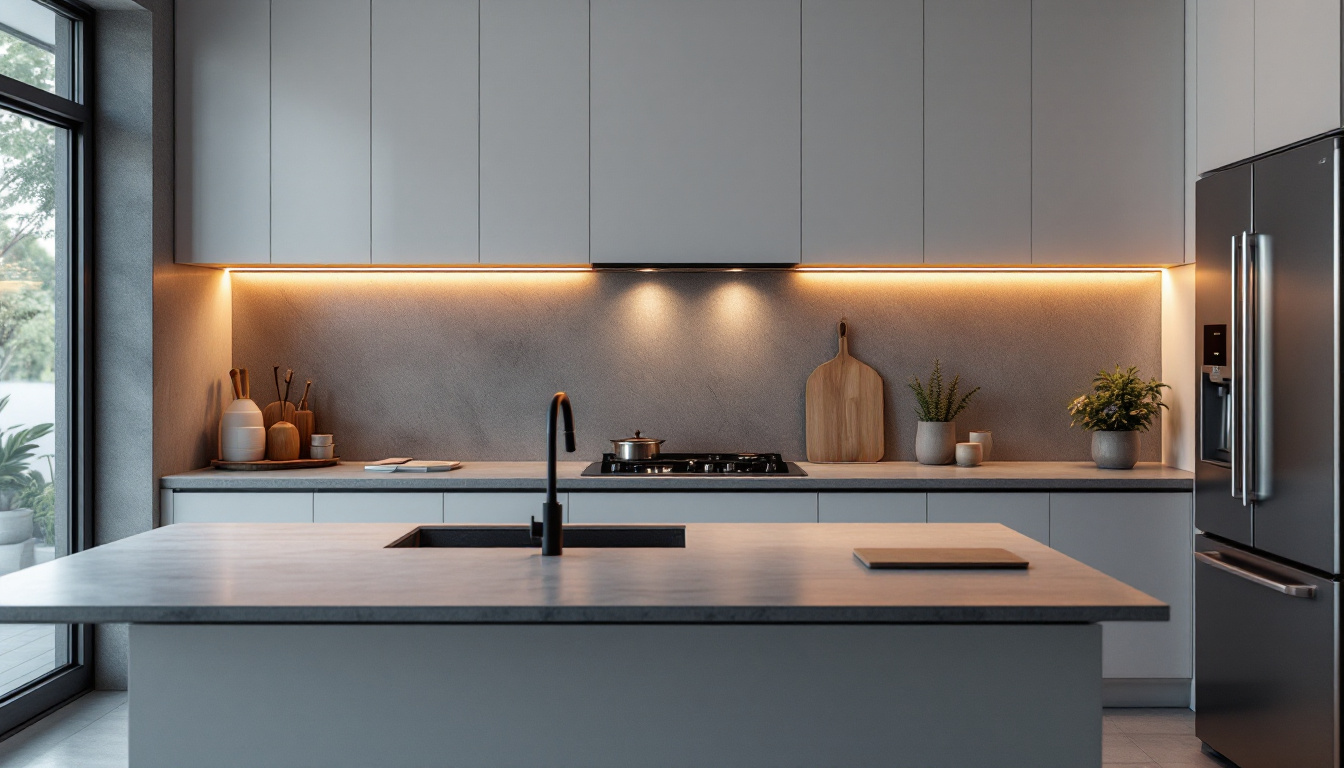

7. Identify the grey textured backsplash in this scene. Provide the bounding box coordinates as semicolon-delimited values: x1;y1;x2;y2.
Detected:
231;270;1162;462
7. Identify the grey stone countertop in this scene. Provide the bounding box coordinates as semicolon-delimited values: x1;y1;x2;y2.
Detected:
0;523;1168;624
160;460;1194;491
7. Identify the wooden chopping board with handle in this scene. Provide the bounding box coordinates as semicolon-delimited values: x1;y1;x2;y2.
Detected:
806;322;884;462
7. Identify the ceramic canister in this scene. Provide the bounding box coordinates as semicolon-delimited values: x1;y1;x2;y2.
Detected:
955;442;983;467
968;431;993;461
219;399;266;461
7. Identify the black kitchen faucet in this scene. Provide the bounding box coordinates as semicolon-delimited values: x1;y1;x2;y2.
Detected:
531;392;575;556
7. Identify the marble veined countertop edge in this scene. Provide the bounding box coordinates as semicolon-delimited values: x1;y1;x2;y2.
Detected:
160;460;1193;491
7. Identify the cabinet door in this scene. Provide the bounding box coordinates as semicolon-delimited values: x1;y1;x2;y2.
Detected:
172;493;314;523
923;0;1030;265
1195;0;1254;173
314;493;444;523
372;0;478;264
271;0;372;264
1031;0;1183;265
926;493;1049;544
568;493;818;523
480;0;589;264
801;0;921;264
591;0;800;264
175;0;270;264
1253;0;1341;154
1050;493;1193;680
443;493;567;524
818;493;926;523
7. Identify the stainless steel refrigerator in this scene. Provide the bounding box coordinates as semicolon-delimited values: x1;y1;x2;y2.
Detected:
1195;134;1341;768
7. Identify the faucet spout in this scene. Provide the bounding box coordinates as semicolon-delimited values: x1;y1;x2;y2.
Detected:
537;392;575;556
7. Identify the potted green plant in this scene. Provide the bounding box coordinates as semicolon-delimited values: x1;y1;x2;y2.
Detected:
17;457;54;563
908;360;980;465
1067;366;1167;469
0;396;53;546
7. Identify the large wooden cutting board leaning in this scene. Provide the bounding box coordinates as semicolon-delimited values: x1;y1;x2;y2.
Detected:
805;322;884;462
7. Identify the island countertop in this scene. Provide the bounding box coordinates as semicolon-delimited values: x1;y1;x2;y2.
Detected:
160;460;1193;491
0;523;1168;625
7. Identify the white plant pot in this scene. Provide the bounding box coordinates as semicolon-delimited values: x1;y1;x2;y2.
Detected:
0;538;34;575
34;545;54;565
0;508;34;545
1091;430;1140;470
915;421;957;465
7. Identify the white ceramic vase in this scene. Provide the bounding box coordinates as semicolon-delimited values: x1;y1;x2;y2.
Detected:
1091;430;1140;469
0;508;34;545
915;421;957;465
220;398;267;462
968;431;993;461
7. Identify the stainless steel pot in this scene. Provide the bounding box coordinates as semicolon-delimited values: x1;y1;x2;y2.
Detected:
610;431;664;461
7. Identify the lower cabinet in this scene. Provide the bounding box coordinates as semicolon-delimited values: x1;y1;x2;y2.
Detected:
1049;492;1193;701
314;493;443;524
818;492;926;522
444;493;565;525
567;493;817;523
927;493;1050;544
171;492;315;523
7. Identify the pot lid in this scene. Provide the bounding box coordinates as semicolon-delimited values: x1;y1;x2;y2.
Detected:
612;430;663;444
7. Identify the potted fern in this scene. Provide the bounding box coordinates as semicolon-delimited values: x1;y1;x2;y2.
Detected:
1067;366;1167;469
908;360;980;465
0;396;54;546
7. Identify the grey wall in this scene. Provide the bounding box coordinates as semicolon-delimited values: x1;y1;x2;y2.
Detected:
92;0;231;690
232;271;1163;463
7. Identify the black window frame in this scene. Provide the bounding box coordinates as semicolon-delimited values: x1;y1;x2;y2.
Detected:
0;0;95;735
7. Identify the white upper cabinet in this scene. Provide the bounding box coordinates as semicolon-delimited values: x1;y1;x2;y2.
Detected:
271;0;372;264
923;0;1031;265
1195;0;1254;173
480;0;589;264
1196;0;1342;174
590;0;801;264
1031;0;1184;265
372;0;479;264
175;0;270;264
1253;0;1341;155
801;0;922;264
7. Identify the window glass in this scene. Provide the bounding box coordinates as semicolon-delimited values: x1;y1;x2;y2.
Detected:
0;0;72;99
0;107;66;696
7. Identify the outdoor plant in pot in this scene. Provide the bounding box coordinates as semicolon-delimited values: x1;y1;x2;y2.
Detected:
1067;366;1167;469
908;360;980;465
0;396;53;545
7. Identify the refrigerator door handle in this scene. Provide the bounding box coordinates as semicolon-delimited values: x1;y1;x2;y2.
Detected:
1230;233;1247;504
1194;551;1316;598
1249;233;1273;502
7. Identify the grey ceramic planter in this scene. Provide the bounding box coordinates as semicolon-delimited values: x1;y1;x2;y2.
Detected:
916;421;957;465
1091;430;1140;469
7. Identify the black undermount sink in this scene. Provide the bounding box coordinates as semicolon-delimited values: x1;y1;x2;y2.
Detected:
387;525;686;549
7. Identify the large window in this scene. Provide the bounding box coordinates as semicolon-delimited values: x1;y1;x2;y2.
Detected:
0;0;90;732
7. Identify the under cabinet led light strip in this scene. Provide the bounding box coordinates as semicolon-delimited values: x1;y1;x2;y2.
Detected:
219;265;1166;274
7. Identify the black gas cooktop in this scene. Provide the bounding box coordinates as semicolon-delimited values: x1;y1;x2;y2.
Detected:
581;453;807;476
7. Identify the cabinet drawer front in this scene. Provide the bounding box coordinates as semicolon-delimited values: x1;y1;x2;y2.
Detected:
926;493;1049;544
818;493;926;523
314;493;444;524
568;493;817;524
172;493;314;523
443;493;566;525
1050;492;1192;679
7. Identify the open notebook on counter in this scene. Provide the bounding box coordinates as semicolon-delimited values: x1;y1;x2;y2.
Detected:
363;460;461;473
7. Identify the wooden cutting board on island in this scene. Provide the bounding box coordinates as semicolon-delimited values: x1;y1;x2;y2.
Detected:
805;322;884;462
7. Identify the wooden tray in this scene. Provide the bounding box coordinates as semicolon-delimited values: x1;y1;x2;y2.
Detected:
210;458;339;471
853;547;1029;569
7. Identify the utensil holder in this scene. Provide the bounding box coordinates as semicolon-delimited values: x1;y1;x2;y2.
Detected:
267;422;301;461
292;410;315;458
219;399;266;462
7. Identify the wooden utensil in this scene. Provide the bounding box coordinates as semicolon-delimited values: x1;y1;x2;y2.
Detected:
805;322;884;463
240;368;250;399
229;369;241;400
853;548;1028;569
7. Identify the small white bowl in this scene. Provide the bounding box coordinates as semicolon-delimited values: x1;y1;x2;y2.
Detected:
310;434;334;447
954;442;983;467
310;444;336;460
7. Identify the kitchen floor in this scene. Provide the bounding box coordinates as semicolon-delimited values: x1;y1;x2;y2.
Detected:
0;695;1225;768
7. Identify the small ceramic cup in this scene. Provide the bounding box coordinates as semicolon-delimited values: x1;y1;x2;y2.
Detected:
310;444;336;460
968;431;993;461
955;442;983;467
310;434;334;447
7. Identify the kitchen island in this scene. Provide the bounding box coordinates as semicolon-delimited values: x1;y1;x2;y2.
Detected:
0;522;1166;767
